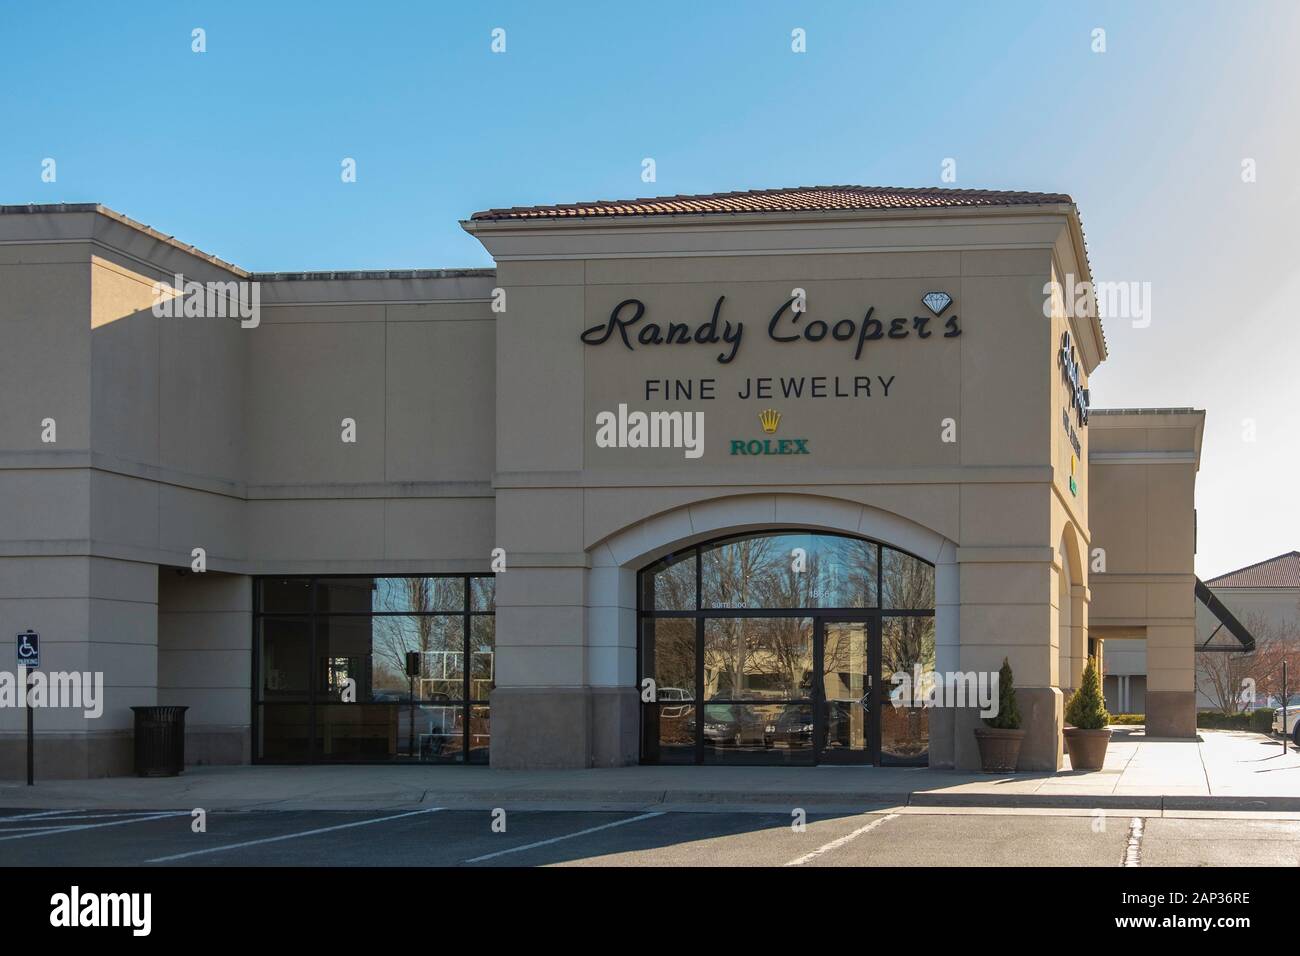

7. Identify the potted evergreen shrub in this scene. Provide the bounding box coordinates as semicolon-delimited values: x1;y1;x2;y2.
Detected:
1064;656;1111;770
973;658;1024;773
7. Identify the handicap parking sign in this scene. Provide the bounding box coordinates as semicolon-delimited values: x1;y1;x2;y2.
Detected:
16;630;39;668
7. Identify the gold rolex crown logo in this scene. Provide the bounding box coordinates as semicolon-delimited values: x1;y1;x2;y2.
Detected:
759;408;781;434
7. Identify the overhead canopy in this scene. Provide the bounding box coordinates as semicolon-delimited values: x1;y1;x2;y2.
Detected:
1195;578;1257;653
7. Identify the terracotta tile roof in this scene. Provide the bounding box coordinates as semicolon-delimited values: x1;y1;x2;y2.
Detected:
1206;551;1300;589
470;184;1074;221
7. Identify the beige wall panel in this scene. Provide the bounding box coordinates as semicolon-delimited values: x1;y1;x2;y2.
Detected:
959;483;1048;546
1090;427;1151;453
88;557;157;602
245;320;387;485
244;499;387;564
959;602;1058;647
1090;580;1148;620
90;267;160;465
495;568;586;608
0;260;91;450
382;497;495;562
157;569;250;613
158;310;245;484
386;318;495;482
495;489;584;554
497;285;586;473
961;249;1052;277
0;470;90;541
1145;467;1196;573
959;561;1052;606
1089;464;1148;572
1146;580;1195;620
158;608;250;650
256;304;382;326
958;274;1050;467
90;470;159;551
157;484;246;565
0;557;91;598
87;596;155;645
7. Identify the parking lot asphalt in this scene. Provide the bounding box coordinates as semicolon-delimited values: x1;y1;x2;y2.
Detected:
3;806;1297;867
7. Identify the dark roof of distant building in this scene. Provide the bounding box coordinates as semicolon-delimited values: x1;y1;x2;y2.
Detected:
1206;552;1300;589
1090;407;1200;416
469;184;1075;221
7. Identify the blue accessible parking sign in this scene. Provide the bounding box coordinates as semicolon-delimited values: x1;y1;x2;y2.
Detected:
16;630;39;668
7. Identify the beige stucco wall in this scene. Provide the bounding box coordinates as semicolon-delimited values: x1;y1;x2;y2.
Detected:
7;199;1194;776
470;205;1102;770
0;208;497;776
1088;409;1203;736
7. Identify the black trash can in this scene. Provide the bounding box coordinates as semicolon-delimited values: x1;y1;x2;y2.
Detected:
131;705;188;777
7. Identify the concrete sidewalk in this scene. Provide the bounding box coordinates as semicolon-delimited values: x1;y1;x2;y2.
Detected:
3;728;1299;813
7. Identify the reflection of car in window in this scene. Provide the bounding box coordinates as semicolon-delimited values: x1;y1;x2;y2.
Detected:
658;686;692;718
765;706;814;749
703;704;769;748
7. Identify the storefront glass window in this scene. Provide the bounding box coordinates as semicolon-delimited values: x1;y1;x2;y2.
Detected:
640;531;933;767
254;575;494;764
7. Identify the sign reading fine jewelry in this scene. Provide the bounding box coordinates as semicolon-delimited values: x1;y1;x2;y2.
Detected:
581;292;961;364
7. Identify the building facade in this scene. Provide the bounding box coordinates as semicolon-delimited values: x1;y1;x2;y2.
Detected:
1106;551;1298;713
0;187;1205;777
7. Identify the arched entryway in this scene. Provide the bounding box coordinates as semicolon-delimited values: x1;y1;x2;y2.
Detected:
1057;522;1088;694
585;493;958;768
639;530;935;766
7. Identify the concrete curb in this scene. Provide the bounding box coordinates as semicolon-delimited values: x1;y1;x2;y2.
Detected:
418;789;1300;813
6;786;1300;814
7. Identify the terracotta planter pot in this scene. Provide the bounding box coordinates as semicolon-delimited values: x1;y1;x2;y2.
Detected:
1064;727;1112;770
973;726;1025;773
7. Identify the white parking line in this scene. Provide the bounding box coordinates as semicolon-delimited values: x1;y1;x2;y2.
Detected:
145;807;446;863
0;810;170;825
0;811;191;842
1123;816;1144;866
784;813;897;866
0;809;79;822
464;811;666;863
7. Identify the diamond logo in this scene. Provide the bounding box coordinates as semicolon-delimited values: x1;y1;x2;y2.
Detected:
922;292;952;316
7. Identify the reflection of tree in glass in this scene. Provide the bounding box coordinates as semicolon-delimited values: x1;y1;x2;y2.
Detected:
471;575;496;611
370;579;464;697
702;538;773;696
883;548;935;610
882;617;936;679
880;552;936;698
652;553;695;611
650;619;695;693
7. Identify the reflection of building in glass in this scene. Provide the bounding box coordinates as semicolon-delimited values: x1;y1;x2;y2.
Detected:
642;532;934;766
255;576;494;764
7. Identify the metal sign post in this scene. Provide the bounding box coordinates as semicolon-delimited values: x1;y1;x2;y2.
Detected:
406;651;420;759
16;630;40;786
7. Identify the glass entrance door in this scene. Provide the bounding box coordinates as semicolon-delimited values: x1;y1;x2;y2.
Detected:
817;617;877;764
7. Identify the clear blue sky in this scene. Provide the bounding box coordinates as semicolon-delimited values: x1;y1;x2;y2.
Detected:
2;0;1298;577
